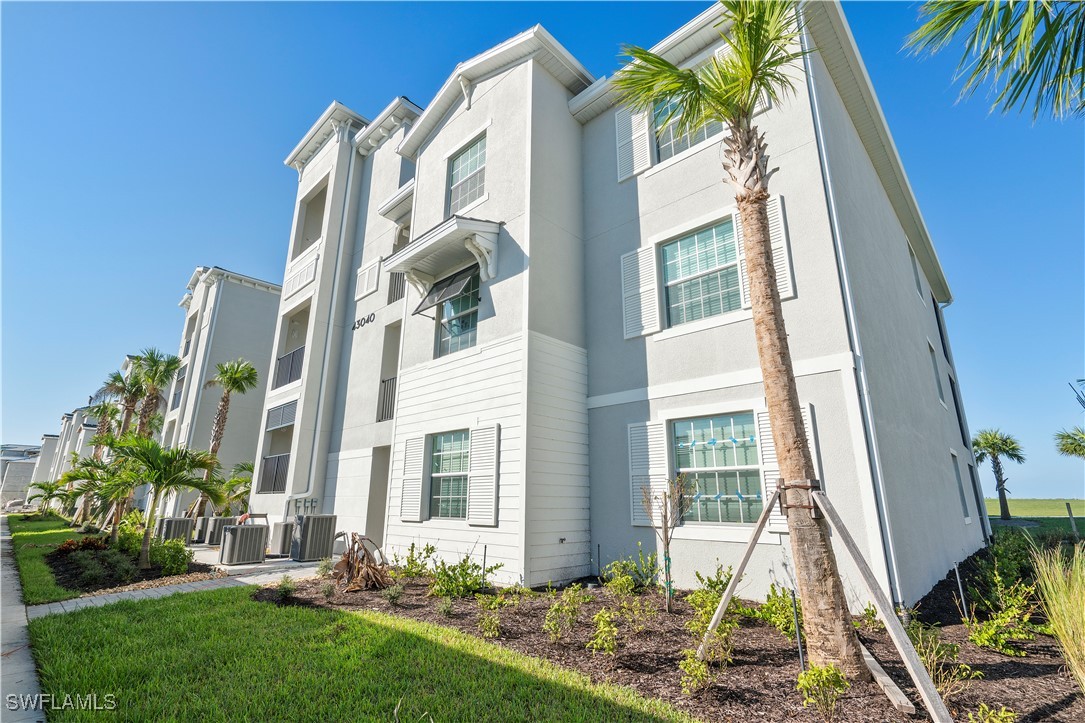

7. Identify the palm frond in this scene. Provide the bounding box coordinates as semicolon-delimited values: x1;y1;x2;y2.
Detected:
1055;426;1085;459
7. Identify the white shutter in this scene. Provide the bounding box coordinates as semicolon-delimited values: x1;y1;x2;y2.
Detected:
621;246;660;339
629;421;668;526
355;259;381;301
467;424;500;527
399;437;425;522
735;195;795;306
615;106;651;182
757;404;820;533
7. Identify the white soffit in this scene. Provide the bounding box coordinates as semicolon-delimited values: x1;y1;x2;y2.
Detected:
283;100;369;169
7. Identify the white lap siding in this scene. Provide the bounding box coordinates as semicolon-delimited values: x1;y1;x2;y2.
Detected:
384;334;525;584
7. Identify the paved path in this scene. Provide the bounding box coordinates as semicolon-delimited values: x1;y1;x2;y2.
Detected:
1;516;44;723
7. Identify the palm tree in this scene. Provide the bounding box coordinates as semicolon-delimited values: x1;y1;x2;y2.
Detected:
972;428;1026;520
907;1;1085;120
131;348;181;438
221;461;254;516
95;370;144;436
1055;426;1085;459
86;401;120;460
111;436;222;569
191;359;260;519
27;481;67;512
612;0;866;676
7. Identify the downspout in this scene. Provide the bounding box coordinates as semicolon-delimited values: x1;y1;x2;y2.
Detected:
801;17;904;608
284;131;357;520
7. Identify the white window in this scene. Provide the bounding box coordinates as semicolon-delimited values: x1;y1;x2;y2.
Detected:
951;453;971;521
436;269;479;357
929;342;945;403
430;430;469;519
661;219;742;326
654;98;724;163
170;366;187;410
448;135;486;215
909;245;923;296
673;412;762;524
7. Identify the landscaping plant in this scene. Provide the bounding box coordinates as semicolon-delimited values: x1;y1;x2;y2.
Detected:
381;583;405;607
586;608;619;655
321;582;336;601
601;542;658;591
543;583;592;643
906;619;982;703
796;664;849;722
277;575;297;600
333;533;394;591
316;557;334;578
1032;542;1085;694
476;597;502;639
437;597;455;618
150;538;194;576
678;649;713;694
758;583;801;641
429;553;502;598
853;602;884;633
394;542;437;579
963;567;1041;657
640;474;694;612
967;703;1018;723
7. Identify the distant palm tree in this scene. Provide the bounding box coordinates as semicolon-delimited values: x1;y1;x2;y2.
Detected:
131;348;181;438
27;481;66;512
191;359;260;519
907;1;1085;120
973;428;1026;520
111;436;222;569
613;0;866;676
1055;426;1085;459
221;461;254;516
95;370;144;436
86;401;120;460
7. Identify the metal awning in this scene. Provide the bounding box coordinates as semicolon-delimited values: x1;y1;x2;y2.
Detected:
413;265;477;315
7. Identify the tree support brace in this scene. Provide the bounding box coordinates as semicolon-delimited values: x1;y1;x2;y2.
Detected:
778;478;821;518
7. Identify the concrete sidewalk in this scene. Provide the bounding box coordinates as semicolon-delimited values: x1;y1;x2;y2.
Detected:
1;516;44;723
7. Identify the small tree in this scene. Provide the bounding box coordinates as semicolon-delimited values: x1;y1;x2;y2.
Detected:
27;481;67;512
642;474;695;613
972;429;1025;521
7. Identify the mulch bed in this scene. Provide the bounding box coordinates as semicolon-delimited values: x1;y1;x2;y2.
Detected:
45;548;216;596
250;562;1084;723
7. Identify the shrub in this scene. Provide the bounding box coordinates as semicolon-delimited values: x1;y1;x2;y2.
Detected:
963;567;1040;656
678;649;713;694
437;597;454;617
685;572;738;665
69;551;107;588
694;564;733;597
394;542;436;579
316;558;334;578
428;554;502;598
796;664;849;722
277;575;297;599
476;597;503;639
115;527;142;557
601;542;657;590
149;538;193;576
604;573;636;599
853;602;884;632
321;582;336;601
586;608;619;655
543;583;592;643
967;703;1018;722
1032;543;1085;695
758;583;801;641
907;619;982;703
98;549;137;584
381;583;405;606
55;536;109;556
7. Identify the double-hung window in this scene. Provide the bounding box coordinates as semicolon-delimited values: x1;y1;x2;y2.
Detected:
430;430;469;519
661;219;742;326
448;135;486;215
950;453;971;521
170;366;187;410
654;98;724;163
673;412;762;524
436;269;479;357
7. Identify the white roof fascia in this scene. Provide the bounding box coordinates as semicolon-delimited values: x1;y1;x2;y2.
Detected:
354;97;424;158
398;25;595;159
283;100;369;169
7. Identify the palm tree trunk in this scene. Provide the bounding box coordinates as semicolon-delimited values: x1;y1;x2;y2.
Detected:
738;190;868;680
139;489;159;569
119;402;135;436
194;390;231;520
136;393;158;437
992;456;1011;520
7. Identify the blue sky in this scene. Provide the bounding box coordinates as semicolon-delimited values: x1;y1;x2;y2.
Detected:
3;2;1082;500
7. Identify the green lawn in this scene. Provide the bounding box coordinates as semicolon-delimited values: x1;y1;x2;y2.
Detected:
28;586;695;723
985;498;1084;518
7;513;87;605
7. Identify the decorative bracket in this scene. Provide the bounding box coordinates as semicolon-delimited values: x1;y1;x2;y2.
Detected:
292;160;305;182
459;75;472;109
405;269;435;297
464;231;498;281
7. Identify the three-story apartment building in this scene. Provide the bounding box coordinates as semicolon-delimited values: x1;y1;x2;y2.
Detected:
249;1;987;607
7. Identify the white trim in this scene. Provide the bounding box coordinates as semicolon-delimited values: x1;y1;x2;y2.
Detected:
441;119;493;161
671;525;782;544
644;204;738;248
651;307;752;342
451;193;489;218
642;133;726;178
651;397;765;425
587;352;856;409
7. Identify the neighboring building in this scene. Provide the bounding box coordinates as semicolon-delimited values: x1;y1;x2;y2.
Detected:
248;1;985;607
30;435;59;486
45;408;96;485
158;266;282;517
1;444;42;505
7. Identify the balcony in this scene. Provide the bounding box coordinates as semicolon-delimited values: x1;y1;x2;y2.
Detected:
258;454;290;494
273;346;305;388
387;272;406;304
376;376;397;422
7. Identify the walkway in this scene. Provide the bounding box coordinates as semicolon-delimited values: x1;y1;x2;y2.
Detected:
1;516;43;723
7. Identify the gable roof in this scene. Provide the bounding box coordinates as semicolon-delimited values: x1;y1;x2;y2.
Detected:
284;100;369;170
354;96;424;158
398;25;595;159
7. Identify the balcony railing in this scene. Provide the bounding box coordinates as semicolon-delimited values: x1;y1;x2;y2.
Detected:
376;376;397;422
387;272;406;304
273;346;305;388
258;454;290;493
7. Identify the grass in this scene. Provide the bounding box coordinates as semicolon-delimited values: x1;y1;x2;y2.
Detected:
7;513;87;605
1032;543;1085;695
28;586;696;722
985;498;1084;518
